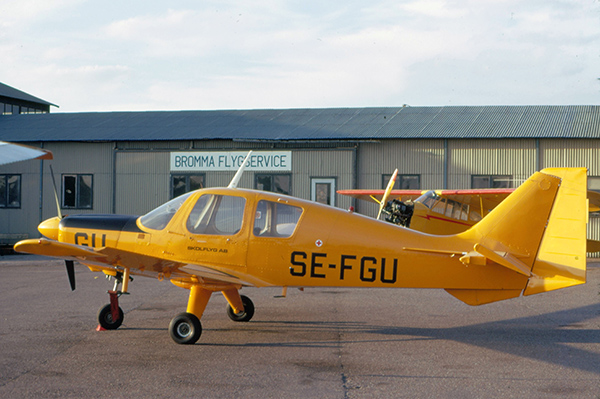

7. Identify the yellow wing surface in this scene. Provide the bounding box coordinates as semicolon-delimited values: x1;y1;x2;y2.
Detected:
14;238;259;287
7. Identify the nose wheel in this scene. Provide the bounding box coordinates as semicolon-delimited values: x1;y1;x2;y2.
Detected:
98;303;124;330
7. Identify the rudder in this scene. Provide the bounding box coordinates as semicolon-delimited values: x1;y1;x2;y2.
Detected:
524;168;587;296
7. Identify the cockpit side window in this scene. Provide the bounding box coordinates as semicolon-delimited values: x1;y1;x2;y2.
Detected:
139;191;194;230
253;200;302;238
186;194;246;235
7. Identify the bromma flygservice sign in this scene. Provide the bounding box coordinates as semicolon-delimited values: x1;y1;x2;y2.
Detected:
170;151;292;172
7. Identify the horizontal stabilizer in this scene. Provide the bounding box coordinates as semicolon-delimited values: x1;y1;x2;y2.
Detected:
445;289;522;306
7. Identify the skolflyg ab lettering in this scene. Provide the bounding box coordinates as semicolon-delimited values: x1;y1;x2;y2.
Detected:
187;246;228;253
290;251;398;284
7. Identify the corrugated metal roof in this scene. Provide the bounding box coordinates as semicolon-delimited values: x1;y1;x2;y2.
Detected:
0;82;58;107
1;105;599;143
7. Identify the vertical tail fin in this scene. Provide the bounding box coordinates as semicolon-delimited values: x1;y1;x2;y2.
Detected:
448;168;587;305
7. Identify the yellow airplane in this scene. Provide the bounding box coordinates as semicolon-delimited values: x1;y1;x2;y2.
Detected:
14;157;589;344
338;174;600;252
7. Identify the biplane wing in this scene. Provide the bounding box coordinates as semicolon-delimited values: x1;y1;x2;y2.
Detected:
338;188;514;213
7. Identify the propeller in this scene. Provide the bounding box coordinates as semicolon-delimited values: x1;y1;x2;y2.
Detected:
65;260;76;291
49;165;62;220
377;169;398;220
50;165;75;290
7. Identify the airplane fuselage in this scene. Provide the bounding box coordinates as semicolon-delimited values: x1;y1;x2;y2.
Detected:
51;188;528;292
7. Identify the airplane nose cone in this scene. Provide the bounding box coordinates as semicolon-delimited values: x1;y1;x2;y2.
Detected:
38;216;60;240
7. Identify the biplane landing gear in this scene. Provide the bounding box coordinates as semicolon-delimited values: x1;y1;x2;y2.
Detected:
169;312;202;345
226;295;254;322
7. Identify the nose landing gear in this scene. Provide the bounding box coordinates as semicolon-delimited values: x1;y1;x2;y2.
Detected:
96;269;131;331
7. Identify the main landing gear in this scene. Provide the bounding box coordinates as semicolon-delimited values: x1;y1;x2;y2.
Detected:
167;285;255;345
95;271;255;345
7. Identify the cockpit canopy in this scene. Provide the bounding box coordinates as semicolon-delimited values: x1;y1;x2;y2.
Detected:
139;190;304;237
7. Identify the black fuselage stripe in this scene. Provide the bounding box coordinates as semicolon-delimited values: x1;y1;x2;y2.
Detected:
59;215;144;233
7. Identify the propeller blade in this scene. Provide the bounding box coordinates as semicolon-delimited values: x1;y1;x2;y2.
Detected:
65;260;75;291
378;168;398;219
49;165;62;219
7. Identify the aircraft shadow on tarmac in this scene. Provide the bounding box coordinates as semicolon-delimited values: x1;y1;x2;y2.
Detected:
197;303;600;375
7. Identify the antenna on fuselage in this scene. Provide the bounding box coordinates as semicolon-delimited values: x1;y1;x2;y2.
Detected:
228;150;253;188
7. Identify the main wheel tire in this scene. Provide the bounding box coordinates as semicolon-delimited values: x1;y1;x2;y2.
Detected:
169;312;202;345
226;295;255;322
98;304;124;330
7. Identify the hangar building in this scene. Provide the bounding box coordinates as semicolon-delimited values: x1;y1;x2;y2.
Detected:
1;83;599;248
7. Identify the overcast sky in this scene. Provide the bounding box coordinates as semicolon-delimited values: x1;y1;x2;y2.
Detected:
1;0;599;113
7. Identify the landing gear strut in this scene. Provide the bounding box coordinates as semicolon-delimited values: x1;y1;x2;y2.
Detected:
226;295;254;322
167;284;256;344
97;270;131;330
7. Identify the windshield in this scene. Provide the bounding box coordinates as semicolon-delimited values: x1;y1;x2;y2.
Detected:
139;191;194;230
415;190;439;209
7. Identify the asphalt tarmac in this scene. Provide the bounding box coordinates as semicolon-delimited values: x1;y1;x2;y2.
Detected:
0;255;599;398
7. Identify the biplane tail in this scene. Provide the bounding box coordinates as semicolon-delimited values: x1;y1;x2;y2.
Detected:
447;168;587;305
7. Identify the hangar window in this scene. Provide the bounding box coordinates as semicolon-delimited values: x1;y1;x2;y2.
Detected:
0;174;21;208
253;200;303;238
382;174;420;189
62;174;93;209
255;174;291;195
311;177;336;206
471;175;512;189
171;174;205;198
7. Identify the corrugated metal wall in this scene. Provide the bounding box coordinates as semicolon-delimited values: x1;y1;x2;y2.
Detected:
290;149;354;209
40;142;115;218
448;139;537;188
115;151;171;215
541;139;600;173
358;140;445;188
356;140;444;216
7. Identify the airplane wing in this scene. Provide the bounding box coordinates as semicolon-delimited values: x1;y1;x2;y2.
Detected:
336;189;425;203
14;238;262;287
337;188;512;210
339;187;600;214
0;141;53;166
